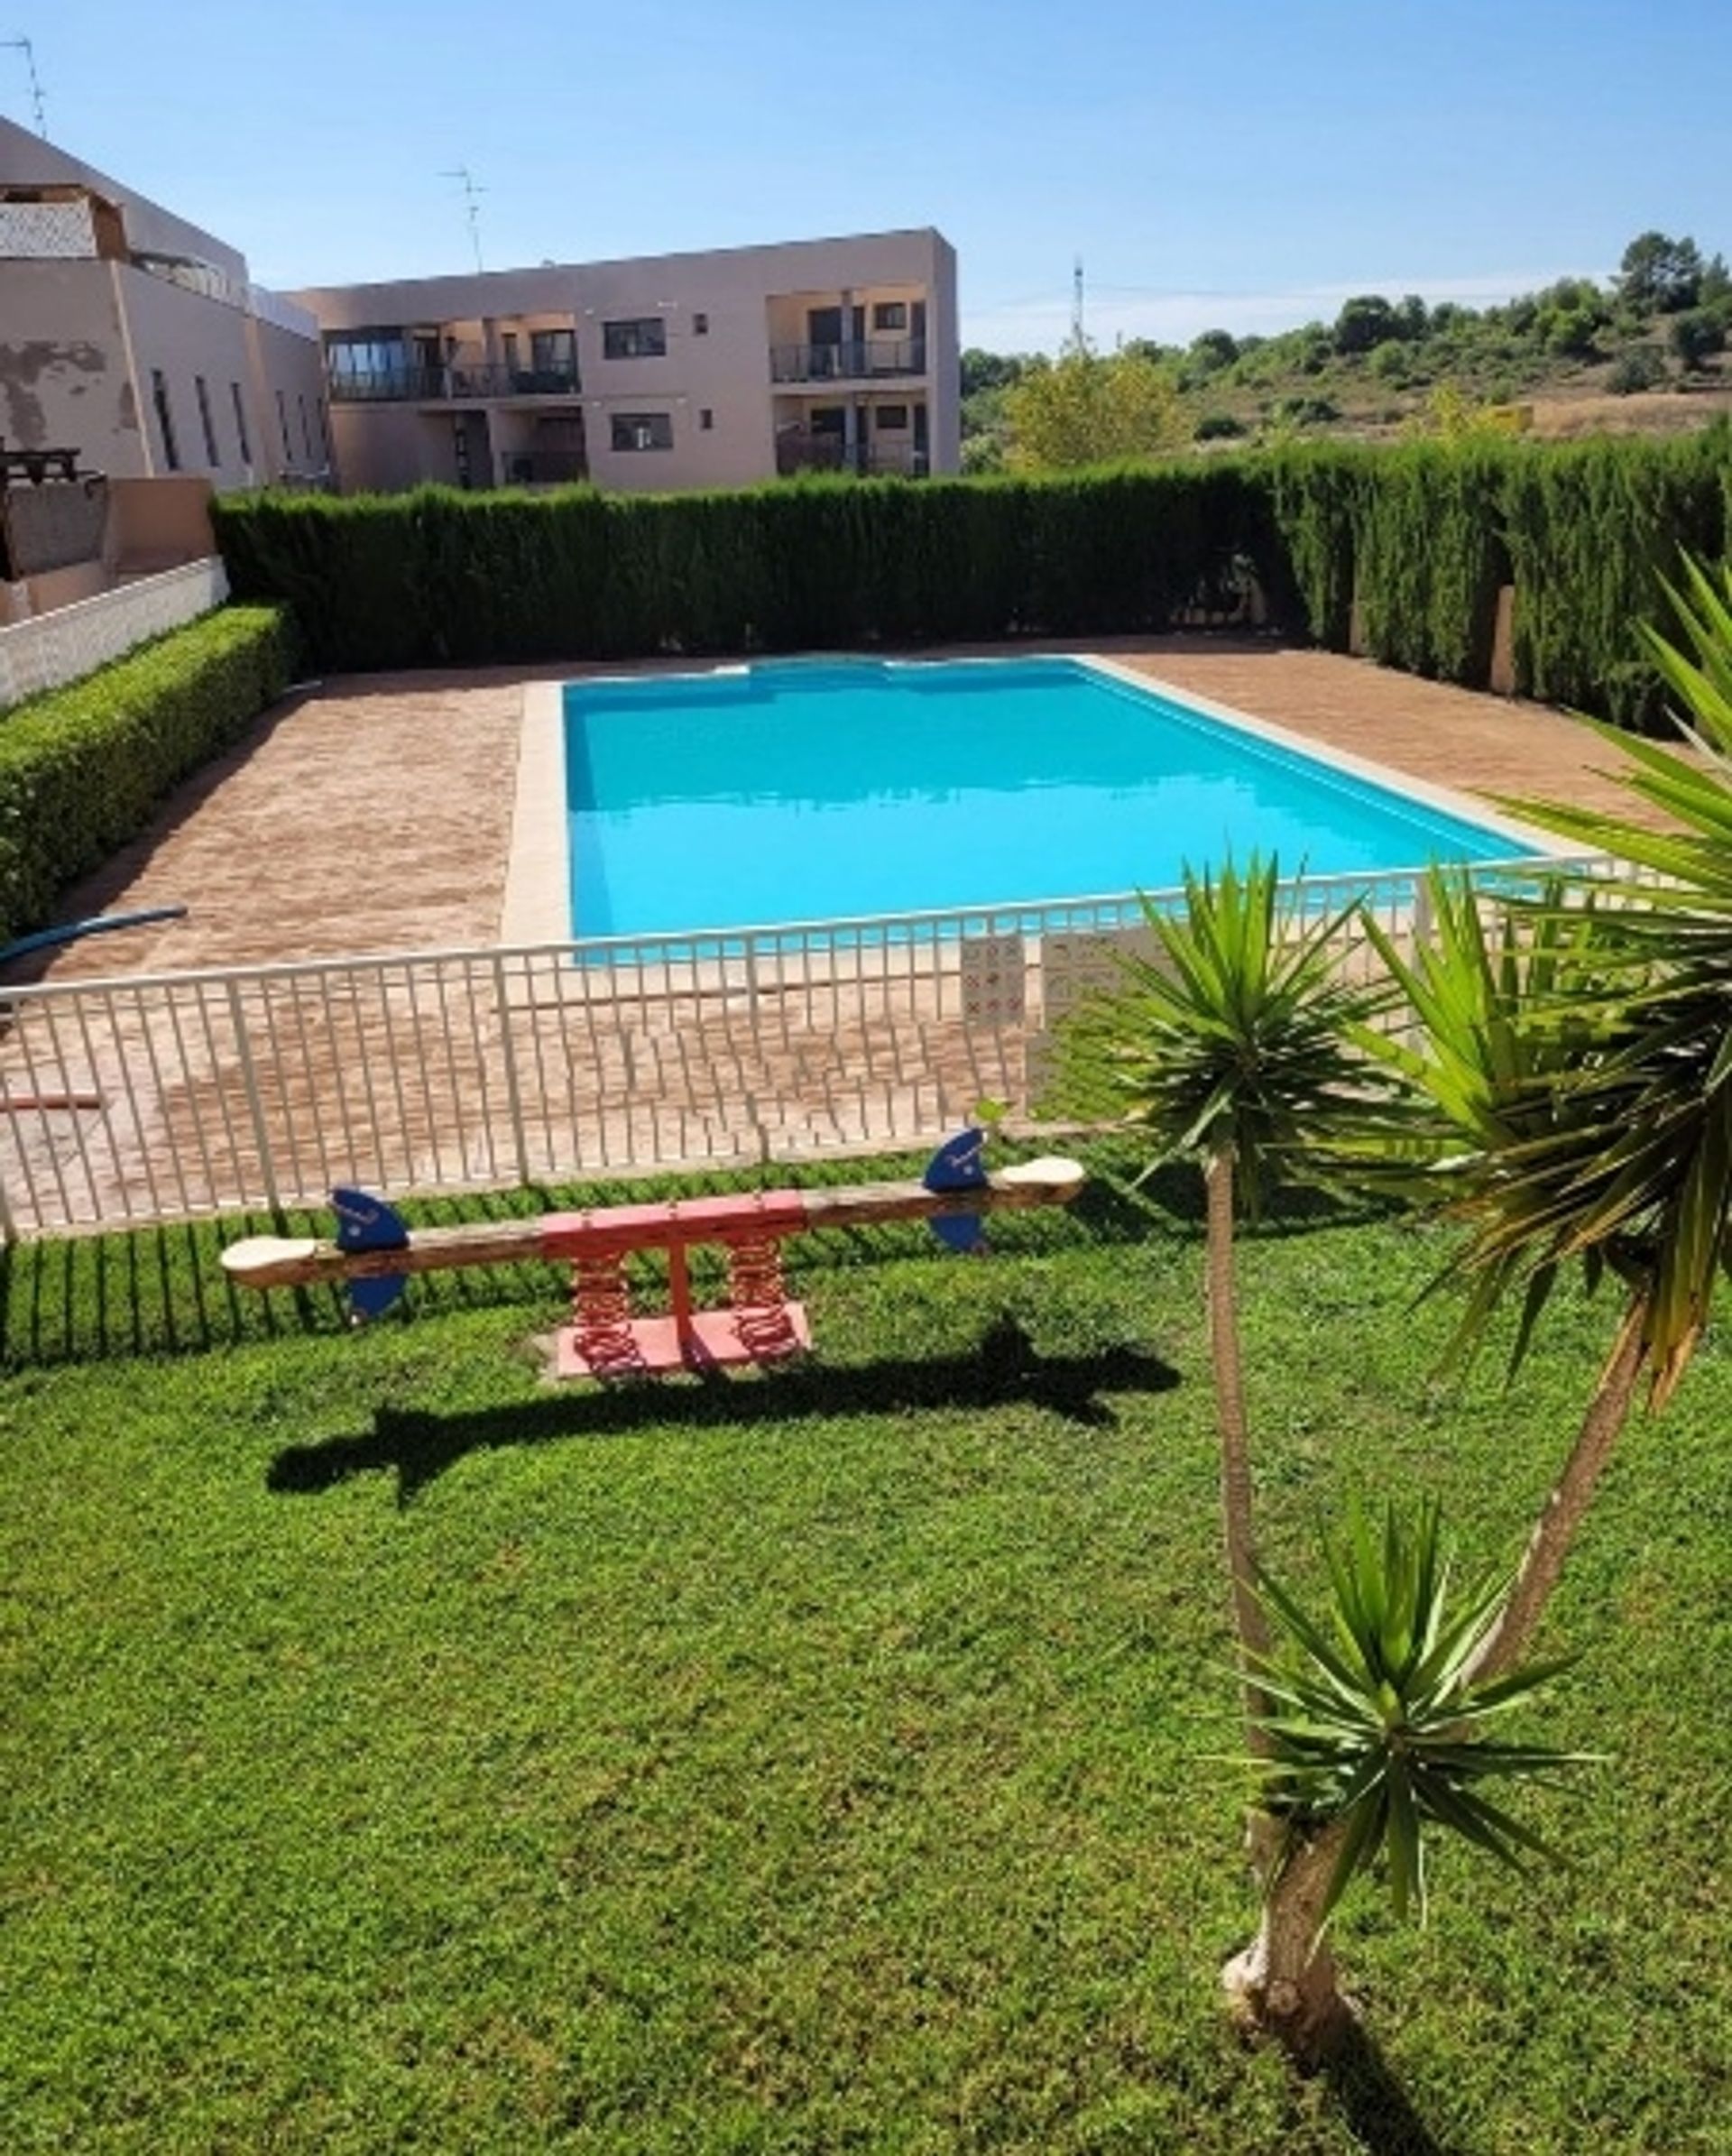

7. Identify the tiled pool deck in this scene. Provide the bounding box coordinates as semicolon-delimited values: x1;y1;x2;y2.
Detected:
0;637;1672;1233
38;636;1663;982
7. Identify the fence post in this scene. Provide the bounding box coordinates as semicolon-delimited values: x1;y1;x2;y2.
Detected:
226;977;281;1212
1411;875;1434;958
491;952;532;1185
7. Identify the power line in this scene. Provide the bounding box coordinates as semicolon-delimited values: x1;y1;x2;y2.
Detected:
440;165;486;273
1;34;46;135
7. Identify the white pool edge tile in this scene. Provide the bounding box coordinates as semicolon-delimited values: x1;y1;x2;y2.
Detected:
501;681;571;947
1079;653;1579;861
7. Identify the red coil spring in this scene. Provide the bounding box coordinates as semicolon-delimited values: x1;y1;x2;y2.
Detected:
725;1235;801;1358
569;1251;644;1376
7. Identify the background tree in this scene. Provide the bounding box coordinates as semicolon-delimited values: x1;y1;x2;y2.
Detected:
1670;309;1727;372
1000;335;1184;469
959;348;1032;474
1333;294;1402;355
1617;231;1705;314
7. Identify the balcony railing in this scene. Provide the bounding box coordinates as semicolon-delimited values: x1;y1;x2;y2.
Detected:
775;436;930;480
769;338;927;384
328;363;583;405
501;450;590;487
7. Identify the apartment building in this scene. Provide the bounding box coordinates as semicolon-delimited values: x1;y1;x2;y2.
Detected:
293;228;959;493
0;116;328;492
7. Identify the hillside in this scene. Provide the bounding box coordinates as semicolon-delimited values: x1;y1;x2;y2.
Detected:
963;229;1732;464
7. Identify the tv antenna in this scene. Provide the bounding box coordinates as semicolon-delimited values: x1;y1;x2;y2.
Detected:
2;35;46;136
440;165;486;273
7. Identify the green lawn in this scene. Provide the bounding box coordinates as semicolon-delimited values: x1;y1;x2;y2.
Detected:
3;1149;1728;2154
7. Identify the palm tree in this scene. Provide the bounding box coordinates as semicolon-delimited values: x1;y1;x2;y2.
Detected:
1365;555;1732;1682
1224;1503;1590;2057
1049;861;1395;1722
1048;861;1406;2048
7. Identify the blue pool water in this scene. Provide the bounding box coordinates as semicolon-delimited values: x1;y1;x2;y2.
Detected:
563;658;1516;940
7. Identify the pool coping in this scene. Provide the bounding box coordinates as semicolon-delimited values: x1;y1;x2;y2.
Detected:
499;654;1580;951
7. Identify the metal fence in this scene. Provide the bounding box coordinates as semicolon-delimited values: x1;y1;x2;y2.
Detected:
0;557;229;709
0;861;1575;1239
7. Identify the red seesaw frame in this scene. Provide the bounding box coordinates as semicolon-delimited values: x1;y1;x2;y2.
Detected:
220;1157;1087;1379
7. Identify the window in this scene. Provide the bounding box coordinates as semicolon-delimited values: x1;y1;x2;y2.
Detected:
502;331;520;374
530;327;577;380
693;311;708;336
323;331;412;398
194;375;220;466
603;317;668;360
276;390;291;460
150;369;180;471
698;408;714;431
610;411;673;452
299;395;314;463
872;300;907;332
875;404;909;431
230;381;252;465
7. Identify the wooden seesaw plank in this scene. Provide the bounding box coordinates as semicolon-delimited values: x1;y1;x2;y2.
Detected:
218;1157;1086;1293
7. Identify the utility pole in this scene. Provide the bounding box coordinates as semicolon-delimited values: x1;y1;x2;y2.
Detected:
2;34;46;136
441;165;486;273
1072;254;1085;348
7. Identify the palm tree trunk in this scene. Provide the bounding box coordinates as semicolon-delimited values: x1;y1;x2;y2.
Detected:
1204;1147;1273;1741
1222;1820;1354;2060
1468;1293;1649;1683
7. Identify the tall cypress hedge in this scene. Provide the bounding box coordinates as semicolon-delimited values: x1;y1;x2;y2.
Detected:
1501;432;1729;730
212;465;1272;673
213;428;1732;730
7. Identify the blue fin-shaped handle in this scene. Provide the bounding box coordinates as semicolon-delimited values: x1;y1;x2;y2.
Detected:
332;1185;409;1321
923;1128;988;1254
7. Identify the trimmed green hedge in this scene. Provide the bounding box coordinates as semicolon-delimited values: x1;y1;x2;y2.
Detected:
214;430;1732;732
212;467;1268;672
0;604;291;942
1254;432;1731;729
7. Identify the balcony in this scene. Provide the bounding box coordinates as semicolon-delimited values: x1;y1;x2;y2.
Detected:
769;338;927;385
501;450;590;487
775;435;929;480
328;362;583;405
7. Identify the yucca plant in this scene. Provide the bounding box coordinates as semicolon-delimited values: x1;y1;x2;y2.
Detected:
1046;860;1402;1724
1356;554;1732;1682
1224;1503;1591;2055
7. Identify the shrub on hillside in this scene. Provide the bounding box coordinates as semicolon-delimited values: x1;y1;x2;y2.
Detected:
1608;347;1669;394
0;605;290;940
1671;311;1727;372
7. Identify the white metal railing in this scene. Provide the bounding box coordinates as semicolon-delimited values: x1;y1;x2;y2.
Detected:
0;558;229;709
0;858;1585;1239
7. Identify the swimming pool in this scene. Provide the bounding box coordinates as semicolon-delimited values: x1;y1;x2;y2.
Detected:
560;657;1535;941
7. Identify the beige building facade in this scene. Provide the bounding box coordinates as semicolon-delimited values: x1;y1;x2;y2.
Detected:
0;116;328;492
293;228;959;494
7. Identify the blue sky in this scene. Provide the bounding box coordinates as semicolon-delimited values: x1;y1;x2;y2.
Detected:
7;0;1729;350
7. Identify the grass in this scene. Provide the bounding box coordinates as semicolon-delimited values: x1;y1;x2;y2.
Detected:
3;1144;1729;2153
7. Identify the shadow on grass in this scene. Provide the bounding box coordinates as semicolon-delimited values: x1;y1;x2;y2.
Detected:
1320;2020;1454;2156
267;1314;1181;1504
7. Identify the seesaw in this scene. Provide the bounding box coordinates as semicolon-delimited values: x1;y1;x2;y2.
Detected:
220;1129;1086;1379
